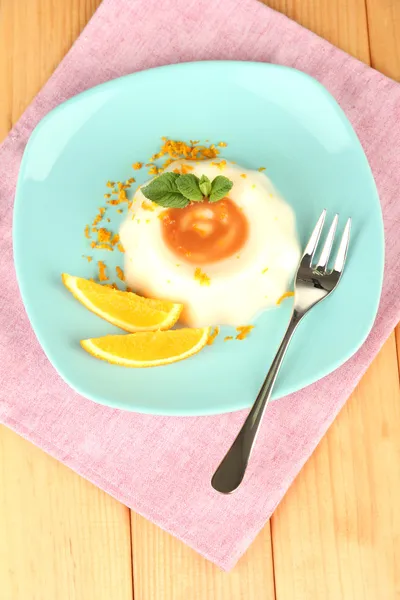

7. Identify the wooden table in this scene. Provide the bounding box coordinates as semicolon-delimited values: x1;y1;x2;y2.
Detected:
1;1;399;598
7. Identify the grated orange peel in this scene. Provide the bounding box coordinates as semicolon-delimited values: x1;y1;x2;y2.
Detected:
62;274;183;333
81;327;211;368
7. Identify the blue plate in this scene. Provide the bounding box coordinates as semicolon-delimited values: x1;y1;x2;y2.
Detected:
13;61;384;415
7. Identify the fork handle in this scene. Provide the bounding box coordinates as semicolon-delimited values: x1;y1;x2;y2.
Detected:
211;310;302;494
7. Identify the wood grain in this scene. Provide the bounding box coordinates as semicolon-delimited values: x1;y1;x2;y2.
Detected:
264;0;370;62
0;426;133;600
131;513;275;600
1;1;400;599
0;0;103;142
0;4;131;600
264;1;400;599
366;0;400;80
366;0;400;373
271;336;400;600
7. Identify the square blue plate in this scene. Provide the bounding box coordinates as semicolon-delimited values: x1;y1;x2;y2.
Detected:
13;61;384;415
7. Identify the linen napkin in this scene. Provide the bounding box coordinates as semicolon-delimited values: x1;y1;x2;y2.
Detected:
1;0;400;570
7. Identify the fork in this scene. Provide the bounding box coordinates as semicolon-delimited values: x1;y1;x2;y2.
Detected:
211;210;351;494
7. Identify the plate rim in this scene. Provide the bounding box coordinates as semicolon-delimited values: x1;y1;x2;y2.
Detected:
13;60;385;415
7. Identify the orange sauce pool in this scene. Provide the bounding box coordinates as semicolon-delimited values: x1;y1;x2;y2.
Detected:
160;198;249;264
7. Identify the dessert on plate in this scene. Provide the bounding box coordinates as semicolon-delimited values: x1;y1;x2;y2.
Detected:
120;159;300;327
63;140;300;367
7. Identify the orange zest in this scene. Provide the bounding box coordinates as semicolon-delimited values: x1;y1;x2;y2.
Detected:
194;267;210;286
142;201;156;211
207;327;219;345
236;325;254;340
98;261;108;281
150;138;219;167
92;207;106;227
277;291;294;305
116;266;125;281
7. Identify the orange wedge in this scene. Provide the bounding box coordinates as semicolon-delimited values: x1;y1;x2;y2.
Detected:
81;327;211;368
62;274;182;332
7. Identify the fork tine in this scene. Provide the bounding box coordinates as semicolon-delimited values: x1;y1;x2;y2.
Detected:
316;214;338;270
333;218;351;273
302;209;326;263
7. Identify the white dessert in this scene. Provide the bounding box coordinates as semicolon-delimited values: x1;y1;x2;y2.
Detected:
120;159;300;327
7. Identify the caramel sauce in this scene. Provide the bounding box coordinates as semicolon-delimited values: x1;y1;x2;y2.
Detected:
160;198;249;264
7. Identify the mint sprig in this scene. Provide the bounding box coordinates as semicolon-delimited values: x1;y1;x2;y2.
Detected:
209;175;233;203
141;171;233;208
199;174;212;197
141;172;189;208
176;174;203;201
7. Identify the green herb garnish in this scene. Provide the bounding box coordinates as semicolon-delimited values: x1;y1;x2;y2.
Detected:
140;172;188;208
142;172;233;208
176;174;204;202
209;175;234;203
199;174;212;197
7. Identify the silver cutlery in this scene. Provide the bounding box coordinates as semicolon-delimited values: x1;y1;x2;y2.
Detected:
211;209;351;494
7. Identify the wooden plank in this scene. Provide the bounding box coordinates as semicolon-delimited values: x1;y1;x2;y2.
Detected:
0;426;134;600
265;1;400;599
0;0;103;142
131;513;275;600
271;335;400;600
129;1;399;599
367;0;400;543
264;0;370;62
0;2;133;599
366;0;400;370
0;0;14;140
127;3;368;598
366;0;400;81
2;1;399;600
397;326;400;373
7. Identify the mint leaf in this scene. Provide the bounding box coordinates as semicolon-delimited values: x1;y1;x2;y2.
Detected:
142;173;189;208
209;176;233;202
176;174;203;201
199;174;212;197
151;193;190;208
141;171;234;208
142;172;179;200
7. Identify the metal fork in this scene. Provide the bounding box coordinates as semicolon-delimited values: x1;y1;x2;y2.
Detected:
211;210;351;494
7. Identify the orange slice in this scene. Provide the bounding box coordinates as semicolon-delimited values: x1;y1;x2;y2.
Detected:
62;274;182;332
81;327;211;368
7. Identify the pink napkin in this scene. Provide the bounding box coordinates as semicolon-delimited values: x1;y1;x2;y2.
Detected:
1;0;400;570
